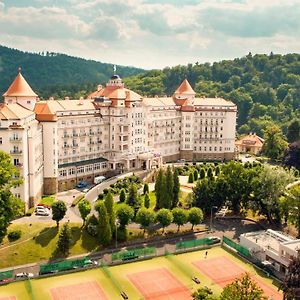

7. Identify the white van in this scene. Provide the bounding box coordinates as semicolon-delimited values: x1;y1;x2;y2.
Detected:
94;176;106;184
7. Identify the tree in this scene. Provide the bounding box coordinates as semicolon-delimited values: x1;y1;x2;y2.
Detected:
136;207;155;234
116;203;134;229
57;223;72;257
155;169;165;209
156;209;173;233
0;151;23;242
144;192;150;208
287;119;300;143
199;168;206;179
188;172;194;183
143;183;149;195
52;201;67;227
192;287;216;300
193;169;198;181
281;252;300;300
173;168;180;208
215;166;220;176
262;124;288;160
252;165;295;224
172;208;187;231
220;273;267;300
96;201;112;246
188;207;204;230
78;199;91;226
283;140;300;169
126;183;138;207
104;191;116;230
119;189;126;203
207;167;213;179
165;166;173;209
282;186;300;237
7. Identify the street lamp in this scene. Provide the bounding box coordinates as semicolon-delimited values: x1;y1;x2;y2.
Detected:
210;206;218;232
115;219;120;249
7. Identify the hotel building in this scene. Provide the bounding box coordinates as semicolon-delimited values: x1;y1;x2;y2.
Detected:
0;70;237;206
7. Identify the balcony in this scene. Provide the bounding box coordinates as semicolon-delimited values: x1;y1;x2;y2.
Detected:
10;150;22;155
10;137;22;142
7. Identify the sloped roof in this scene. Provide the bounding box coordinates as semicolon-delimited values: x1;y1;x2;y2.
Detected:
0;103;34;120
3;70;37;97
193;97;236;107
88;87;142;101
235;133;264;147
174;79;196;95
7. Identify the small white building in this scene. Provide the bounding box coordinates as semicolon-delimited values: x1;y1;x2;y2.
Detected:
240;229;300;274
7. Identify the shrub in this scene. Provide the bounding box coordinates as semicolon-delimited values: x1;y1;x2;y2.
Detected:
25;207;35;216
8;230;22;242
193;169;198;181
98;193;104;200
110;183;115;188
103;188;109;194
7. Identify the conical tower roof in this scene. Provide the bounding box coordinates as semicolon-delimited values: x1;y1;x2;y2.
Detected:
3;68;37;97
174;79;195;95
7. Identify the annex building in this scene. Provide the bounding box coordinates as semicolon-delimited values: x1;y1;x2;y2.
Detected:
0;70;237;207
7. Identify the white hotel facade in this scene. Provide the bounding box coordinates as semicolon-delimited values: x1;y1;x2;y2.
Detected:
0;70;237;207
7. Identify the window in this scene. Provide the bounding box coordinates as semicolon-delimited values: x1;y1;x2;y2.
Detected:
0;137;2;144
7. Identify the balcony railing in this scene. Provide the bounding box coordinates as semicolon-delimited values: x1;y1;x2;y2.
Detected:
10;137;22;142
10;150;22;154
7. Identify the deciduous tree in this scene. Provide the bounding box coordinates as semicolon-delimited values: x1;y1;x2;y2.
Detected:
220;273;267;300
116;203;134;229
188;207;204;230
78;198;91;226
136;207;155;234
172;208;187;231
52;201;67;227
156;209;173;233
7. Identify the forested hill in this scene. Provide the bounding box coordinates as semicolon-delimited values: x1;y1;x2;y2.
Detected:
0;45;143;99
124;52;300;138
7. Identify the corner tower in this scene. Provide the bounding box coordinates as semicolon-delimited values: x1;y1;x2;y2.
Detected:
3;68;38;111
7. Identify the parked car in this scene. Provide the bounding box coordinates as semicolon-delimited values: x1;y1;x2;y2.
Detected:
207;236;221;244
76;181;88;188
15;272;34;279
36;203;51;210
35;207;50;216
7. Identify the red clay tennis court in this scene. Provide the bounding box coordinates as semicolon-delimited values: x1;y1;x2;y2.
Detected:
193;256;282;300
50;281;108;300
0;297;16;300
128;268;192;300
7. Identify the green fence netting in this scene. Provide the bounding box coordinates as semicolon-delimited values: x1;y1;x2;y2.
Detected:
0;270;13;280
176;238;214;250
112;247;156;262
40;257;91;274
223;236;250;257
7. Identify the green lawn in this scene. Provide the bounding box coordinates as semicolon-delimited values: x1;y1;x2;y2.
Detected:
0;247;282;300
0;222;100;268
39;195;56;206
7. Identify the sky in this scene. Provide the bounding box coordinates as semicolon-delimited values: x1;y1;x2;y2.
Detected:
1;0;300;69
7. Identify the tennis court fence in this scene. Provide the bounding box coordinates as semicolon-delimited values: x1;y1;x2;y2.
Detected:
223;236;250;257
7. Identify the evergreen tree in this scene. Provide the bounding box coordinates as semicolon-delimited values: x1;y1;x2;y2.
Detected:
199;168;206;179
144;192;150;208
172;168;180;208
207;167;213;179
287;119;300;143
281;252;300;300
165;166;173;209
119;189;126;203
193;169;198;181
126;183;138;207
188;172;194;183
104;191;116;231
96;201;112;246
155;169;164;209
57;223;72;257
215;165;220;176
143;183;149;195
